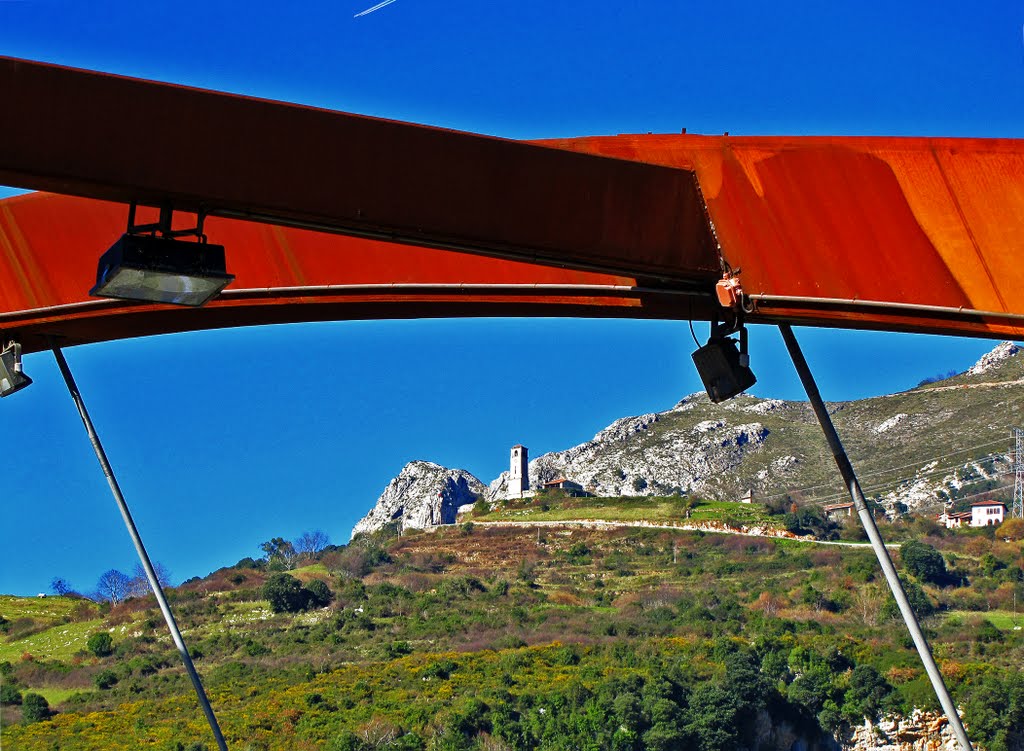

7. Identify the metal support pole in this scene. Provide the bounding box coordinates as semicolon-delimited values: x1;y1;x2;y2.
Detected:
778;324;972;751
51;343;228;751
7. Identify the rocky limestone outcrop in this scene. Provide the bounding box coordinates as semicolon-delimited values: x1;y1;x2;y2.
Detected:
351;460;485;539
487;393;774;502
841;709;961;751
966;341;1019;377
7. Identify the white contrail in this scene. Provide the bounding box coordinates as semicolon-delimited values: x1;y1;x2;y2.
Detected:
354;0;399;17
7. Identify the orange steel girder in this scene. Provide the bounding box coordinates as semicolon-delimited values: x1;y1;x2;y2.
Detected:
1;57;1024;353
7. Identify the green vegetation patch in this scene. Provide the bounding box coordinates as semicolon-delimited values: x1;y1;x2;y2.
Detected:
0;618;105;662
481;495;774;529
0;595;94;623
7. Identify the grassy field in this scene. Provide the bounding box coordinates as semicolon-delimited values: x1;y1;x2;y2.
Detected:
478;495;773;528
0;618;105;662
946;610;1024;631
0;595;94;623
33;687;86;707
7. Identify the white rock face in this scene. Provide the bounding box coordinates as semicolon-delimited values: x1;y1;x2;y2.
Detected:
876;414;908;434
842;709;961;750
486;395;773;501
351;460;486;539
966;341;1020;376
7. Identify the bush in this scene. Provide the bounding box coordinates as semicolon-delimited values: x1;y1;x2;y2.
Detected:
900;540;947;585
882;577;935;619
262;573;308;613
305;579;334;608
842;664;894;721
21;693;49;724
996;517;1024;541
94;669;118;689
87;631;114;657
0;682;21;705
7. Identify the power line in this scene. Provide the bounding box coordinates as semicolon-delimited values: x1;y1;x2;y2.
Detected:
757;438;1011;502
808;469;1011;507
769;451;1010;507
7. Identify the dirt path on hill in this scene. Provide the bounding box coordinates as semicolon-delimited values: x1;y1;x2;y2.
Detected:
470;519;899;548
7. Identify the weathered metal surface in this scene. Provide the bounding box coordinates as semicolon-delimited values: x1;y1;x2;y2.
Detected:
0;57;718;284
1;57;1023;351
540;134;1024;339
0;193;704;354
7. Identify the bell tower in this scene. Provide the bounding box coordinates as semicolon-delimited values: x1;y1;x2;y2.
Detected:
509;445;529;498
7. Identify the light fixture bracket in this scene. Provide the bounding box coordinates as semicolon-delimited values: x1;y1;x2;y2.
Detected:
0;340;32;398
90;203;234;307
691;310;757;403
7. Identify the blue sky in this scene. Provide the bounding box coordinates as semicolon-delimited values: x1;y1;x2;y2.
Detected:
1;1;1022;596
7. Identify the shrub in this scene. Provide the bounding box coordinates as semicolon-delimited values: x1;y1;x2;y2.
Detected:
87;631;114;657
882;578;935;619
900;540;947;585
996;517;1024;541
841;664;894;722
0;682;21;705
262;573;308;613
305;579;334;608
21;693;50;724
94;669;118;689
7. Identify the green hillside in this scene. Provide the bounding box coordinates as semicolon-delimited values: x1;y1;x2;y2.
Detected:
2;511;1022;750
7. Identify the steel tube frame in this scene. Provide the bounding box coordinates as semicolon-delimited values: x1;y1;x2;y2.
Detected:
778;324;972;751
50;342;229;751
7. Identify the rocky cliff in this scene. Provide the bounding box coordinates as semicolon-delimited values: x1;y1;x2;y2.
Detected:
357;342;1024;536
488;341;1023;514
351;460;485;539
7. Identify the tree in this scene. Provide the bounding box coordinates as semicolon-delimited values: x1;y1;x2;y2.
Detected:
262;573;308;613
900;539;947;585
87;631;114;657
996;517;1024;541
21;693;49;724
842;665;894;722
293;529;330;560
50;577;72;596
260;537;297;570
126;561;173;598
95;569;131;603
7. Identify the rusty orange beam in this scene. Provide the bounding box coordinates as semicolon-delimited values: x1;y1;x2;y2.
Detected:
0;193;709;354
545;133;1024;339
0;57;718;284
2;58;1024;353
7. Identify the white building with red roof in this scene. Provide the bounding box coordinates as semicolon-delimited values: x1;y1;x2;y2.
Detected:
971;500;1006;527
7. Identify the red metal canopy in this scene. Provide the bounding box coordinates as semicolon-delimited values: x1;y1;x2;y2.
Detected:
1;57;1022;353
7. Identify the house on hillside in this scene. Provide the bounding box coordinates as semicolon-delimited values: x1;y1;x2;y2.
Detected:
938;510;973;529
823;501;854;521
971;500;1006;527
543;478;587;496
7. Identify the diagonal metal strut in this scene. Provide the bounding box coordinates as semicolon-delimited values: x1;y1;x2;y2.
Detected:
778;324;972;751
50;341;229;751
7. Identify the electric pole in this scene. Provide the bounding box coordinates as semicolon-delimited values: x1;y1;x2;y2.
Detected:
1013;428;1024;519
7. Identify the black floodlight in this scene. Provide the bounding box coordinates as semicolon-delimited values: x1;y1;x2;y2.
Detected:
692;328;756;403
90;234;234;307
0;341;32;398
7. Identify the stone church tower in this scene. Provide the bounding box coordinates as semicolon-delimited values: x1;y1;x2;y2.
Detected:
509;445;529;498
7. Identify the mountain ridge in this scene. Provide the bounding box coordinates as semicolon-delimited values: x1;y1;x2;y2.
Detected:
353;342;1023;537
